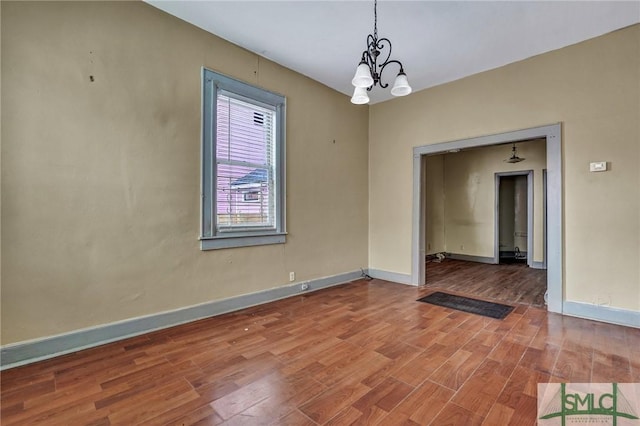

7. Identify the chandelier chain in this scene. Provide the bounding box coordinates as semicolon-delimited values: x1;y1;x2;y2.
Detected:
373;0;378;40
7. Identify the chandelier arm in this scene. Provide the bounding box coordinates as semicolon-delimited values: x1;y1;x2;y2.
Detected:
360;50;371;65
366;34;376;51
357;49;377;91
360;49;376;73
365;35;378;67
377;59;405;88
375;37;392;68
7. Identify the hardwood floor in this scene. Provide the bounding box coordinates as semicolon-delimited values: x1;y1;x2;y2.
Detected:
426;259;547;307
2;279;638;425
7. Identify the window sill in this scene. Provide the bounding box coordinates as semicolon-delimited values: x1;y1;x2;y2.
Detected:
200;233;286;250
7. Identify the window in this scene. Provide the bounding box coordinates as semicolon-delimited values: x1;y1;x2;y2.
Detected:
201;68;286;250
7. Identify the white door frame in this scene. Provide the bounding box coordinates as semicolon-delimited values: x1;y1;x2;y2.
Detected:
494;170;534;267
543;169;548;269
412;123;562;313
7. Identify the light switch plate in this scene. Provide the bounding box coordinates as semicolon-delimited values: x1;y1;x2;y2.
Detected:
589;162;607;172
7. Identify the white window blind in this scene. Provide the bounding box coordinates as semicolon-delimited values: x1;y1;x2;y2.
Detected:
215;95;276;231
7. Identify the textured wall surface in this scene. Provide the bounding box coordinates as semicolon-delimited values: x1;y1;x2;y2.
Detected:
370;24;639;310
1;1;369;344
440;141;546;261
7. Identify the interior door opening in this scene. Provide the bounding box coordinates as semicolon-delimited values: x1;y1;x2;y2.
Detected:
413;124;561;312
495;171;533;267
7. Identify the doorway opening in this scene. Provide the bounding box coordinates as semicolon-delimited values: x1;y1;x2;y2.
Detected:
495;171;533;267
412;124;562;313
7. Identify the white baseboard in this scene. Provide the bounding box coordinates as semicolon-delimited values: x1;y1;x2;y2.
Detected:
0;270;363;370
448;253;496;264
563;301;640;329
367;269;414;285
531;261;546;270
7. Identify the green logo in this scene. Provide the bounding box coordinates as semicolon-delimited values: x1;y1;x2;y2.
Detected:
538;383;639;426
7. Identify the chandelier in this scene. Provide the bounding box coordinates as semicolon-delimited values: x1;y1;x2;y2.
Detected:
351;0;412;104
505;143;525;163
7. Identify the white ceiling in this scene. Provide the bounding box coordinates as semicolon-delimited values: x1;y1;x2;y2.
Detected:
146;1;640;104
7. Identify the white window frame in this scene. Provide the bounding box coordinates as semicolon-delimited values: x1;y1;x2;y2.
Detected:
200;68;286;250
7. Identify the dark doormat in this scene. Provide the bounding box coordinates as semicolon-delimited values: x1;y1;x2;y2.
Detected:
417;291;514;319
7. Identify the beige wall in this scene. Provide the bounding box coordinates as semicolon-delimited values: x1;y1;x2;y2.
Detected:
435;140;546;261
370;24;640;311
1;1;369;344
424;155;445;254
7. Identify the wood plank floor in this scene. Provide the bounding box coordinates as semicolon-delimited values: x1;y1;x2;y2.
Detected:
426;259;547;307
2;279;638;425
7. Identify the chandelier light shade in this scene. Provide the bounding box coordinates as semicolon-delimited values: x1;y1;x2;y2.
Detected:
352;63;374;88
390;72;412;97
351;0;412;104
351;86;371;104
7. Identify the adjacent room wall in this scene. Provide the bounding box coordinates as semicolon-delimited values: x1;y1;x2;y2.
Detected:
1;1;369;344
441;140;546;262
424;155;445;255
370;24;640;311
424;140;545;262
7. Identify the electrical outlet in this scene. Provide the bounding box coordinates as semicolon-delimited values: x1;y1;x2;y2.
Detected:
460;245;464;251
301;283;309;291
289;272;295;282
